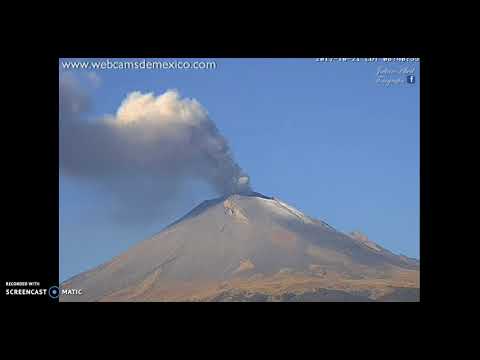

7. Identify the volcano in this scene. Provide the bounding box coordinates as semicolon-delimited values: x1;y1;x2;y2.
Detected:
60;192;419;302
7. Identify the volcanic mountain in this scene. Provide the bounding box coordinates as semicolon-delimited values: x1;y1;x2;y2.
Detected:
60;192;419;302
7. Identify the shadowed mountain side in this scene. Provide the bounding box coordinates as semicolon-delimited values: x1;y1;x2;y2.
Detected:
61;192;419;302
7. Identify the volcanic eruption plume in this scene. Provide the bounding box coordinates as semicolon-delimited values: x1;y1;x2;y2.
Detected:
59;73;251;222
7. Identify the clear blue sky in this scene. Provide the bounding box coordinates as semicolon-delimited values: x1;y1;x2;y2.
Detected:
59;58;420;282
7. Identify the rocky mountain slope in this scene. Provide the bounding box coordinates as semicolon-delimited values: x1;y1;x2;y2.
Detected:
61;192;419;302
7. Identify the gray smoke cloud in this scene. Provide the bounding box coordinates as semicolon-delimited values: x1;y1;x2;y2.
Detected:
59;73;251;223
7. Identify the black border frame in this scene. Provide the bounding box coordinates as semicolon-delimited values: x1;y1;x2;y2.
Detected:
2;45;432;306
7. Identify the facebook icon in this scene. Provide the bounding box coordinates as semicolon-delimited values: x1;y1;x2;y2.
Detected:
407;75;415;84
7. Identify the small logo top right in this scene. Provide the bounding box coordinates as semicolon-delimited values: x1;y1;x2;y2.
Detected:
407;75;416;84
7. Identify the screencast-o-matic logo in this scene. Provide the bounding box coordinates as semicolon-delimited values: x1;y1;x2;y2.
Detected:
5;281;50;296
4;281;63;299
48;286;60;298
4;282;85;298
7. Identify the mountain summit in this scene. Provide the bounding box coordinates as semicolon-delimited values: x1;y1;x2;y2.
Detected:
61;192;419;302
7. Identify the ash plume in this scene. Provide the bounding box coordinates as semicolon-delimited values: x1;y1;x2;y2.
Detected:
59;73;251;223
